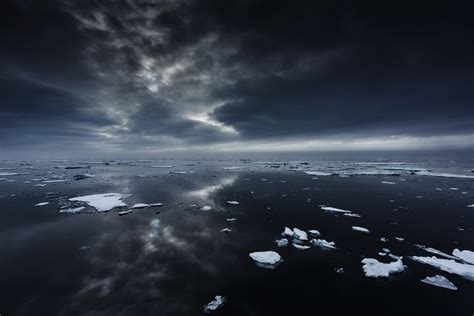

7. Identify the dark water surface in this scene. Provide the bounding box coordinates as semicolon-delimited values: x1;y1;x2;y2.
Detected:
0;157;473;315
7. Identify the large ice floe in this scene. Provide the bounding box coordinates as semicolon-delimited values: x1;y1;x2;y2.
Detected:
421;275;458;290
249;251;282;269
361;258;405;278
410;256;474;281
69;193;130;212
203;295;226;313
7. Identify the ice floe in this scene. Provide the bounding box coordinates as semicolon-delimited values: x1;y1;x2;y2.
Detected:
73;174;95;180
42;179;67;183
352;226;370;233
310;239;336;250
249;251;282;268
415;171;474;179
415;244;460;261
200;205;212;211
292;228;308;241
421;275;457;290
226;218;237;222
381;181;396;185
131;203;150;209
304;171;333;176
203;295;226;313
361;258;405;278
59;207;85;214
34;202;49;207
320;206;352;213
452;249;474;265
150;165;173;168
275;238;289;247
308;229;321;237
227;200;239;205
69;193;130;212
293;243;310;250
118;210;133;216
410;256;474;281
220;228;232;233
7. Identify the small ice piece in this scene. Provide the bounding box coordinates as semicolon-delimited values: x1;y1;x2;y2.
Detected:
352;226;370;233
342;212;362;218
249;251;282;268
310;239;336;250
203;295;226;313
59;207;85;214
227;200;239;205
226;218;237;222
378;252;387;256
320;206;351;213
282;227;294;237
308;229;321;237
467;204;474;208
335;267;344;274
201;205;212;211
69;193;130;212
0;172;21;176
131;203;150;209
415;171;474;179
42;179;67;183
452;249;474;264
361;258;405;278
222;166;241;170
150;203;163;207
118;210;133;216
73;174;95;180
421;275;458;290
292;228;308;241
293;243;310;250
395;237;405;241
35;202;49;207
220;228;232;233
33;183;47;187
304;171;333;176
415;245;460;261
381;181;396;184
170;171;187;174
449;188;459;191
150;165;173;168
275;238;289;247
380;237;388;242
411;256;474;281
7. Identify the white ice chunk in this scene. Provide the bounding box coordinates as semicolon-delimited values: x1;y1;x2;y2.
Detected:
150;165;173;168
452;249;474;265
293;243;310;250
131;203;149;209
421;275;458;290
352;226;370;233
304;171;333;176
227;200;239;205
220;228;232;233
118;210;133;216
59;207;85;214
42;179;67;183
411;256;474;281
361;258;405;278
226;217;237;222
415;171;474;179
282;227;294;237
292;228;308;241
308;229;321;236
35;202;49;207
200;205;212;211
320;206;351;213
275;238;289;247
203;295;226;313
69;193;130;212
249;251;282;268
467;204;474;208
381;181;396;185
310;238;336;250
415;244;460;261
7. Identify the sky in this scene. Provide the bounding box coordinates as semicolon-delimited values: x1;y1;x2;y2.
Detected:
1;0;473;158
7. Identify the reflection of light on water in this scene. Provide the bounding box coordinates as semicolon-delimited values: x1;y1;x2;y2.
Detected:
143;219;161;252
187;176;237;200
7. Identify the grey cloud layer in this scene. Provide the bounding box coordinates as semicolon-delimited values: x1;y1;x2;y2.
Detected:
1;0;473;154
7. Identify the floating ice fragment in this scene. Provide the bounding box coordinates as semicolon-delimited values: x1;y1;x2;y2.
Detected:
73;174;95;180
118;210;133;216
35;202;49;207
292;228;308;241
352;226;370;233
249;251;282;268
200;205;212;211
59;207;85;214
304;171;333;176
282;227;294;237
320;206;352;213
150;165;173;168
415;171;474;179
335;267;344;274
222;166;241;170
415;244;460;261
69;193;130;212
170;171;187;174
395;237;405;241
308;229;321;236
410;256;474;281
226;218;237;222
220;228;232;233
131;203;150;209
381;181;396;184
293;243;310;250
361;258;405;278
227;201;239;205
342;212;362;218
150;203;163;207
275;238;289;247
310;239;336;250
203;295;226;313
467;204;474;208
421;275;457;290
452;249;474;264
42;179;67;183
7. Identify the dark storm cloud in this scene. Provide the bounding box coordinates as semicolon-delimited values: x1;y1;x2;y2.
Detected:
0;0;473;155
